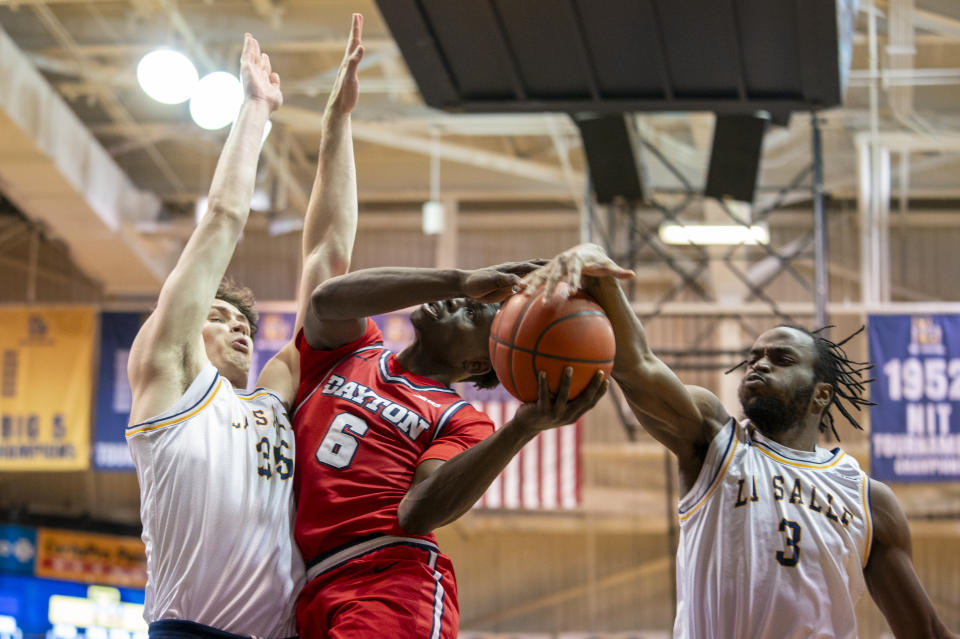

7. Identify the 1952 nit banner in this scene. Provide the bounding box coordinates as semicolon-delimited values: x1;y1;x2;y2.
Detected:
869;314;960;482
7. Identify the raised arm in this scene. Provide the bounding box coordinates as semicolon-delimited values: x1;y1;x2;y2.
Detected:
865;479;959;639
525;244;728;484
298;13;363;327
128;34;281;423
305;262;538;350
257;15;363;404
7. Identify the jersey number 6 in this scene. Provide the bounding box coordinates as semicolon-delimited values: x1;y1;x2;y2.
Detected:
315;413;369;469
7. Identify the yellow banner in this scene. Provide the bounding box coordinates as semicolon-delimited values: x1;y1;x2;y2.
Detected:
0;307;95;470
35;528;147;588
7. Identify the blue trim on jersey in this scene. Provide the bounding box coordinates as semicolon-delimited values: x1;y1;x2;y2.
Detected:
751;436;842;466
148;619;262;639
351;343;384;356
126;371;219;431
235;386;285;405
293;344;385;415
377;351;457;394
306;532;385;569
432;401;469;441
428;570;446;639
678;419;737;515
305;537;440;580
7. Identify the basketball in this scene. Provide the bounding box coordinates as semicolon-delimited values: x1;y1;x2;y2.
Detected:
489;286;616;403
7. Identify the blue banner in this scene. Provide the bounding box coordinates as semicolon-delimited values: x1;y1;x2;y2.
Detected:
0;525;35;575
248;311;297;387
248;311;415;387
93;313;144;471
869;314;960;482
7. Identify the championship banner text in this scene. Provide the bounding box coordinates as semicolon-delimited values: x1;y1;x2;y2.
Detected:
869;314;960;481
0;307;95;471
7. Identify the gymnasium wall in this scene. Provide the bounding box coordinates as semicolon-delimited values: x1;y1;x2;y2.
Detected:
1;201;960;636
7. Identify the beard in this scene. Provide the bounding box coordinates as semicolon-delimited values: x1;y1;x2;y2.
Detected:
741;381;814;434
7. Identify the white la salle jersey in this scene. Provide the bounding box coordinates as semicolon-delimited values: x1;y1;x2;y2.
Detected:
675;419;873;639
126;363;305;638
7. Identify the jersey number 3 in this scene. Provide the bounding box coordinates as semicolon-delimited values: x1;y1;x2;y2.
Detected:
776;518;802;567
315;413;368;469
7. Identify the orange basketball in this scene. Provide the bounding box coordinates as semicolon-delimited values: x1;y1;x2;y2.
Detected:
489;287;616;403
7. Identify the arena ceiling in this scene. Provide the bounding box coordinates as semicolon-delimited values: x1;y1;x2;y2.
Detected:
1;0;960;297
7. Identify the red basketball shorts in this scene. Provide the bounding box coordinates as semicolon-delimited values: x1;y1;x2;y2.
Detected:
296;540;459;639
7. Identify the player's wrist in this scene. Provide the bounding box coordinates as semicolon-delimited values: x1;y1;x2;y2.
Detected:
239;96;274;121
507;409;552;438
322;109;350;128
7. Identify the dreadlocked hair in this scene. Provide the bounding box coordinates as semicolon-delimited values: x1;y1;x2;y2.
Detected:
726;325;876;441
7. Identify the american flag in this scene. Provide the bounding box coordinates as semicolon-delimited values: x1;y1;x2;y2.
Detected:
373;311;583;510
468;395;582;510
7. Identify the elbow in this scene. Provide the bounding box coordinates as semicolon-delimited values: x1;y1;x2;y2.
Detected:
612;348;650;380
309;278;344;321
304;240;353;278
397;501;434;536
204;199;247;226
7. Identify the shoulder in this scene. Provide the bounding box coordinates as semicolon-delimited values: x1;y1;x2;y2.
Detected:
685;385;730;440
442;399;489;422
296;320;383;385
237;385;287;409
127;363;223;437
431;398;494;442
298;317;381;354
255;341;299;410
868;478;911;550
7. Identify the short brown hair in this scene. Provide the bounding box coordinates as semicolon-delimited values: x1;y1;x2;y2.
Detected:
216;277;259;338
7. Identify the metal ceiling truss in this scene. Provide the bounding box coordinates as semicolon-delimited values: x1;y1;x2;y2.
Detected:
589;116;831;366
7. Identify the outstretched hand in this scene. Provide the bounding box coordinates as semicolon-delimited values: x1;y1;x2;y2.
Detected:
514;367;608;433
462;260;546;303
241;33;282;111
326;13;365;117
522;244;634;299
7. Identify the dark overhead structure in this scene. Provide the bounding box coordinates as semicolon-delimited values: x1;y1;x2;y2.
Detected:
574;114;646;205
376;0;847;114
704;114;769;203
377;0;847;327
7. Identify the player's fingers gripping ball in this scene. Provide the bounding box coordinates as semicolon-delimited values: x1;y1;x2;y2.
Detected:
489;285;615;402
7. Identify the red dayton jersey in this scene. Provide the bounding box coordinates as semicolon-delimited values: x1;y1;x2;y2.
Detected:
293;319;495;564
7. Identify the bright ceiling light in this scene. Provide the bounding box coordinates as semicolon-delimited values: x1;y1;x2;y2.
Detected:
422;200;445;235
250;189;270;212
659;223;769;246
189;72;243;130
136;49;198;105
194;196;208;225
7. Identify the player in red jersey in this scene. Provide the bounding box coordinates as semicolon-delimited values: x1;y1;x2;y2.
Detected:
292;262;627;637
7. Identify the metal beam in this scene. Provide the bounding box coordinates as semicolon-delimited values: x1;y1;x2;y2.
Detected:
249;0;282;27
273;105;582;187
30;4;185;192
27;37;397;58
89;112;581;138
854;130;960;152
53;76;418;98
